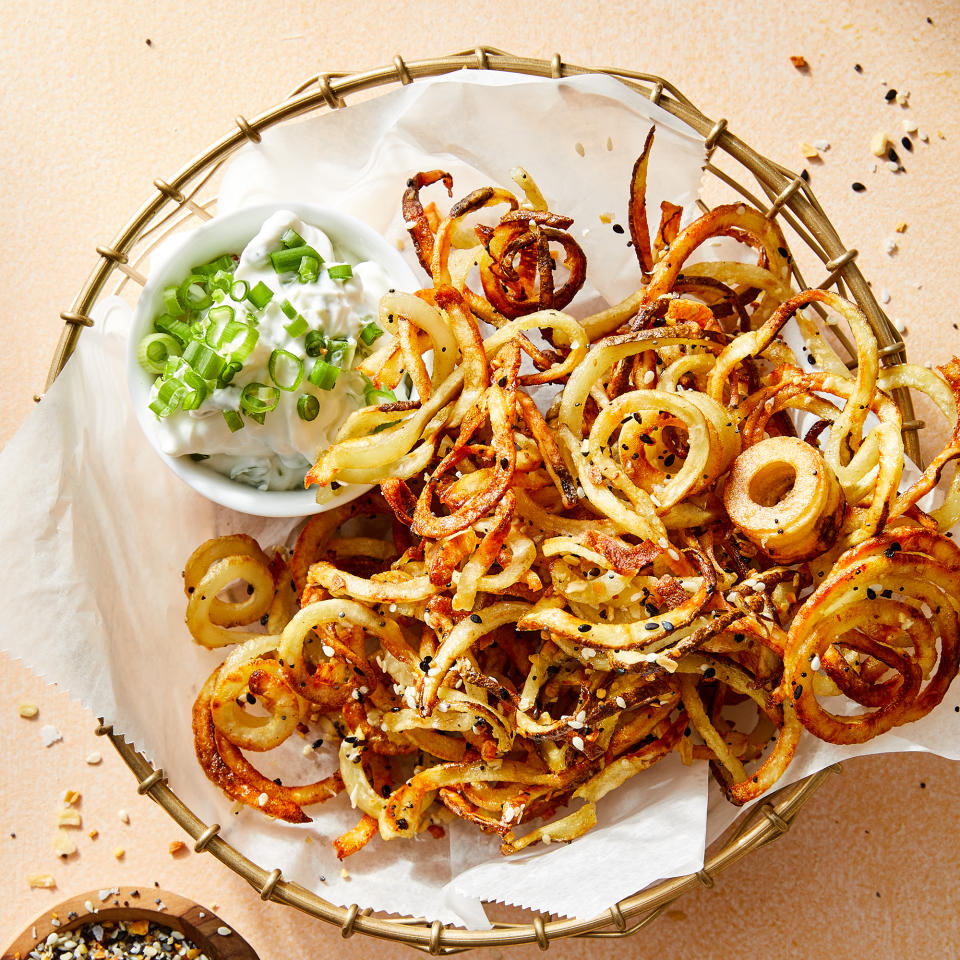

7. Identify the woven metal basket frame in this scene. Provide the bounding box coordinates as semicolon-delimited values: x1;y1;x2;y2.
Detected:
44;46;922;953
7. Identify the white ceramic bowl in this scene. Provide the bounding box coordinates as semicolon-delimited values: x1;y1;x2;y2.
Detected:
128;202;417;517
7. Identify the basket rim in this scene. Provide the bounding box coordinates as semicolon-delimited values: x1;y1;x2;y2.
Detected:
43;46;920;953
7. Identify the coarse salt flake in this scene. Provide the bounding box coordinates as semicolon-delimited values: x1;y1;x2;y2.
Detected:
40;725;62;747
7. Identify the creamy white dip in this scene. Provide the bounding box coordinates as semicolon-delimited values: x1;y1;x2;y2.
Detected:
151;211;392;490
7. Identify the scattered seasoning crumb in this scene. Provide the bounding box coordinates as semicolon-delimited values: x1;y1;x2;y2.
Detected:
920;781;926;789
85;751;102;765
880;289;891;304
168;840;187;855
54;828;77;857
40;725;62;747
789;55;808;70
30;918;206;958
598;212;613;224
895;221;908;233
799;141;820;160
145;37;152;46
870;131;889;156
851;181;866;192
56;809;82;828
606;136;613;151
812;139;830;152
117;810;130;824
896;91;909;106
18;703;39;718
113;847;125;859
883;237;899;255
28;873;56;889
574;141;585;157
88;828;99;840
64;790;81;806
937;129;946;140
340;867;351;880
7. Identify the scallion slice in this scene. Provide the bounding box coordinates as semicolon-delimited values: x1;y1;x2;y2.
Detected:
359;320;384;346
246;280;274;309
280;298;298;320
149;378;187;418
240;381;280;416
137;333;181;374
269;244;322;275
217;319;259;362
230;279;249;301
179;369;209;411
296;394;320;421
304;330;326;357
192;254;233;276
268;348;304;392
281;227;305;248
162;285;186;318
182;341;226;381
154;314;193;346
217;359;243;389
178;274;213;311
222;409;244;432
308;360;340;391
327;263;353;281
298;255;319;284
284;314;308;338
326;338;356;371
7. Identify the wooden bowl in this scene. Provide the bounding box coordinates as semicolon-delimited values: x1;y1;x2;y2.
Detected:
2;886;259;960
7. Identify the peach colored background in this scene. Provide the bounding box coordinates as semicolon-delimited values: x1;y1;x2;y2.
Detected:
3;1;960;956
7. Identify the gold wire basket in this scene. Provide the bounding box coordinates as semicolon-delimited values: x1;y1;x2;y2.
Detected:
45;47;923;954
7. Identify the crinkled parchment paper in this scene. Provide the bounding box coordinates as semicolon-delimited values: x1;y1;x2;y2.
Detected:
3;71;959;925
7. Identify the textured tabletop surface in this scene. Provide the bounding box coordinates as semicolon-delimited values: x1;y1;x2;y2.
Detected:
2;2;959;957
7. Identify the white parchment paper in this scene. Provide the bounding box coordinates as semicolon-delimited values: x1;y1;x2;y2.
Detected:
2;71;959;925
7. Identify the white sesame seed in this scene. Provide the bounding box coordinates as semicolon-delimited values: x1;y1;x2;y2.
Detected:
576;710;586;723
880;289;891;304
117;810;130;824
886;160;900;172
902;118;918;134
571;736;585;751
568;720;584;730
321;644;336;657
812;139;830;152
85;752;102;765
257;793;268;807
918;130;929;142
883;238;898;255
643;369;655;385
615;696;627;709
811;655;821;671
893;318;907;333
217;926;232;936
581;647;596;659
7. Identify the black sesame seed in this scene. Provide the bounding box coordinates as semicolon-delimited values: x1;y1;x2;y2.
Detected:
644;602;659;617
578;624;592;633
500;457;510;469
612;223;625;235
396;817;409;830
888;146;899;163
312;739;323;749
854;63;863;73
901;136;913;152
794;684;803;700
867;587;877;600
470;613;482;623
703;667;716;679
800;168;810;182
645;622;660;631
807;354;817;365
734;633;745;643
852;181;866;192
885;88;898;101
662;621;675;632
246;692;257;705
663;453;676;468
